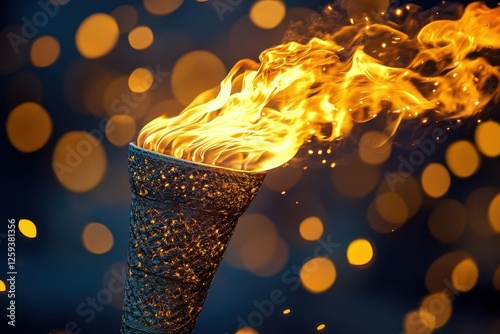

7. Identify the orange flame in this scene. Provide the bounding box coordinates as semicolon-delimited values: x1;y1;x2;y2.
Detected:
138;2;500;171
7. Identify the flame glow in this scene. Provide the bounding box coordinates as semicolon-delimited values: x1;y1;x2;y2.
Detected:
138;2;500;171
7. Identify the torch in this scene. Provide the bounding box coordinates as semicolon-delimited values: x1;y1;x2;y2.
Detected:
121;2;500;332
121;144;265;333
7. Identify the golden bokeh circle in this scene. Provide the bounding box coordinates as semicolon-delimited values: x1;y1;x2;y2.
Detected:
76;13;119;59
128;26;154;50
445;140;480;178
488;194;500;233
171;50;226;105
105;115;137;147
421;163;450;198
128;67;154;93
418;293;452;329
30;35;60;67
249;0;287;29
375;192;409;224
52;131;107;192
144;0;183;15
112;4;138;33
7;102;52;153
347;239;374;266
299;257;337;293
82;222;114;254
358;131;392;165
299;216;324;241
475;120;500;157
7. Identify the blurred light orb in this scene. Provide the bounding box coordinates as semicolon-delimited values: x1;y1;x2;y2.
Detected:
425;251;470;294
249;0;286;29
30;35;60;67
419;293;452;329
128;26;154;50
82;222;114;254
358;131;392;165
235;327;259;334
488;194;500;233
112;5;138;33
316;323;326;331
375;192;408;224
403;310;433;334
52;131;107;192
299;216;324;241
144;0;183;15
0;280;5;292
466;187;499;236
171;50;226;105
475;120;500;157
128;67;154;93
7;102;52;153
445;140;480;178
105;115;137;147
347;239;374;266
378;174;422;218
452;258;479;292
421;163;450;198
300;257;336;293
428;199;467;243
76;13;119;59
18;219;37;238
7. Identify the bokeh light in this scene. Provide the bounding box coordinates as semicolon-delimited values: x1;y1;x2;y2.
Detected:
7;102;52;153
225;214;288;276
30;35;60;67
488;194;500;233
358;131;392;165
419;293;452;329
0;280;5;292
235;327;259;334
466;187;499;236
105;115;137;147
52;131;107;192
421;163;450;198
403;310;433;334
299;216;324;241
475;120;500;157
347;239;374;266
445;140;481;178
375;192;409;224
316;323;326;331
425;251;471;294
299;257;336;293
428;199;467;243
18;219;37;238
112;4;138;33
452;258;479;292
76;13;119;59
82;222;114;254
128;26;154;50
249;0;287;29
144;0;183;15
283;308;291;315
128;67;154;93
171;50;226;105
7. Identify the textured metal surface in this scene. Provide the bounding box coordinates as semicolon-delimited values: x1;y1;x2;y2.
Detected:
121;143;265;334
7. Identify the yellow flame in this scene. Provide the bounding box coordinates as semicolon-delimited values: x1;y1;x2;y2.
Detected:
138;2;500;171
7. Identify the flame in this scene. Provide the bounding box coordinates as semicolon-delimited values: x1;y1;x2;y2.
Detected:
138;2;500;171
